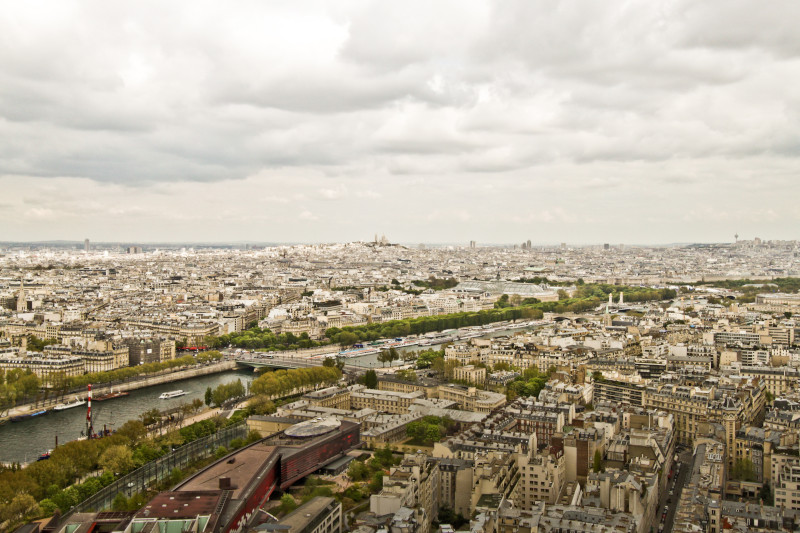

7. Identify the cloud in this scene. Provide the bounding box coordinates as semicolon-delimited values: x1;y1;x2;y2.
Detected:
1;0;799;243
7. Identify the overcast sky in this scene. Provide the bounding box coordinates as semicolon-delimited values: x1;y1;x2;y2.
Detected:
2;0;798;245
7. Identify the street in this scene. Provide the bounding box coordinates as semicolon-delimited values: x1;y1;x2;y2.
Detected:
655;448;693;533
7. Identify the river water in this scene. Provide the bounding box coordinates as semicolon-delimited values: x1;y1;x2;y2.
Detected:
0;369;257;464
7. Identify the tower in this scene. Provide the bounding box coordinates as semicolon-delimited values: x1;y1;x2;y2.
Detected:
84;238;90;252
16;279;26;312
734;233;739;243
619;292;623;305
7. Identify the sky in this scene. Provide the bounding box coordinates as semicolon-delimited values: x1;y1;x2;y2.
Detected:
1;0;799;245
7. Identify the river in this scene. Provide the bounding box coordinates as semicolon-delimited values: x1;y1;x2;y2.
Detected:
0;322;540;463
0;369;257;464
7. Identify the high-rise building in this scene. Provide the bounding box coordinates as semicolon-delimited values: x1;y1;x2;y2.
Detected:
603;243;610;250
84;238;90;252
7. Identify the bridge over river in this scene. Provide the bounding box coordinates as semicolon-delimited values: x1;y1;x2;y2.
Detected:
233;353;365;374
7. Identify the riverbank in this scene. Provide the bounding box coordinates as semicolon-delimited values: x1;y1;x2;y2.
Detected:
1;360;238;422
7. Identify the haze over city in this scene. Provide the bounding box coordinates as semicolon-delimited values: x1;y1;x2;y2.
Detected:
2;1;799;244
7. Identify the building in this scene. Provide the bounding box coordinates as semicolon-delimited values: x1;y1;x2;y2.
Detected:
124;337;176;365
370;453;440;533
275;496;342;533
437;384;506;413
303;386;351;410
0;352;84;384
452;364;486;385
349;387;424;414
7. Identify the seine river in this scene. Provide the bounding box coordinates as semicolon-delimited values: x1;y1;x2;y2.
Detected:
0;369;257;464
0;322;537;464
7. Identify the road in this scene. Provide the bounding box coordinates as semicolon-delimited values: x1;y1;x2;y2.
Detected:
655;448;693;533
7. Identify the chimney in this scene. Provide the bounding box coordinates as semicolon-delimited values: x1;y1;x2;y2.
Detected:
219;477;231;490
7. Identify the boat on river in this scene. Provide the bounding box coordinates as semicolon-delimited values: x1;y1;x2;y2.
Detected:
10;409;48;422
159;390;187;399
94;389;130;401
54;397;86;411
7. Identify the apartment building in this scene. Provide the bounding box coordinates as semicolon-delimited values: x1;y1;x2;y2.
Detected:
515;446;566;507
303;386;351;410
0;352;84;383
437;384;506;413
452;364;486;385
349;387;424;414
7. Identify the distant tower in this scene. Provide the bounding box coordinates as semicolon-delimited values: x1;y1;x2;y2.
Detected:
84;238;90;252
619;292;623;305
603;243;610;251
16;279;26;312
526;239;532;249
734;233;739;243
608;293;613;306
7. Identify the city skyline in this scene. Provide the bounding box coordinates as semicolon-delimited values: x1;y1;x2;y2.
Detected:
2;1;799;243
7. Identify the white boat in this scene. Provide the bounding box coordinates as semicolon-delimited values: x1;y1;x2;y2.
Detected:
159;390;187;399
54;397;86;411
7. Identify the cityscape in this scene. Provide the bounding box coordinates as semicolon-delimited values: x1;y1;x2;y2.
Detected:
3;2;800;533
0;239;799;533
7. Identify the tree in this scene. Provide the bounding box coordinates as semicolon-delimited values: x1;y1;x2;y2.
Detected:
140;407;161;426
111;492;128;511
368;471;384;492
373;445;400;468
2;493;41;527
323;357;336;368
761;482;774;505
494;294;510;309
115;420;147;446
278;493;297;514
592;449;604;473
99;445;135;475
39;498;59;517
347;460;369;482
191;398;204;413
364;369;378;389
396;369;417;382
205;386;213;407
731;459;757;482
557;289;569;301
337;331;358;348
785;312;793;319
